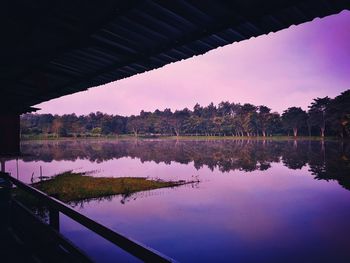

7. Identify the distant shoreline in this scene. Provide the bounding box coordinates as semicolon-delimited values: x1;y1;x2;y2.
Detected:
21;135;341;142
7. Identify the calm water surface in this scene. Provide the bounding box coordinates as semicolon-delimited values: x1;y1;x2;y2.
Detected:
3;139;350;263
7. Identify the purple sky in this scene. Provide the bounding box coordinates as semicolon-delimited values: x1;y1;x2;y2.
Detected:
37;11;350;116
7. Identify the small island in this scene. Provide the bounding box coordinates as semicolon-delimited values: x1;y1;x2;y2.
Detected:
30;171;198;203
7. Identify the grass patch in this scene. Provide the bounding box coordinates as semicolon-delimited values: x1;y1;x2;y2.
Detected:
31;171;197;203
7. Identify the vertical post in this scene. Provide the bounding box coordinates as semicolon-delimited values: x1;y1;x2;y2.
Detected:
49;208;60;232
0;172;12;230
1;159;5;172
0;113;20;155
16;158;19;179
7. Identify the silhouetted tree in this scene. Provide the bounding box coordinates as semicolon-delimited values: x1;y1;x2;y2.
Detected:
326;90;350;138
308;97;331;137
257;105;271;137
282;107;308;137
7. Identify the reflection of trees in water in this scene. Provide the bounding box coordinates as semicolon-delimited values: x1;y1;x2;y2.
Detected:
281;140;308;169
309;141;350;190
21;139;350;190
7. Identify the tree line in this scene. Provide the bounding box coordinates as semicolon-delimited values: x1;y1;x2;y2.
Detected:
21;89;350;138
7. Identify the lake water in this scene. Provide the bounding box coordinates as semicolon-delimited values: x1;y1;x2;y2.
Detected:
3;139;350;263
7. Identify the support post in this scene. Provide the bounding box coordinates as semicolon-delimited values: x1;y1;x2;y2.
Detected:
0;172;12;230
1;159;5;172
49;208;60;232
0;113;20;155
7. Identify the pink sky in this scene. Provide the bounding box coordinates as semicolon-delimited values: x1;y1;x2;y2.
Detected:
37;11;350;116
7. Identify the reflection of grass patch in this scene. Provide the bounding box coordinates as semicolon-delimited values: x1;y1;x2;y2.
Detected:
31;171;196;203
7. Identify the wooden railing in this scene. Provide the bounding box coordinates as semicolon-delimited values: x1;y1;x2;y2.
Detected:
0;172;175;263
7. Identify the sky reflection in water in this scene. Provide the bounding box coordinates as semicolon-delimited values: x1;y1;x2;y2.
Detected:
3;139;350;263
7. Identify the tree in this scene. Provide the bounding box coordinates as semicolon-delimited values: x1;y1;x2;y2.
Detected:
193;103;203;117
202;103;217;119
326;90;350;138
308;97;331;137
267;112;282;136
257;105;271;137
282;107;308;137
212;117;224;136
126;116;144;136
91;127;102;135
217;101;232;117
37;114;54;135
185;115;202;135
57;127;68;137
52;118;63;138
240;104;257;136
168;109;190;136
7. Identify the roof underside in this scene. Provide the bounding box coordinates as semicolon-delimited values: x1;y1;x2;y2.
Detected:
1;0;349;113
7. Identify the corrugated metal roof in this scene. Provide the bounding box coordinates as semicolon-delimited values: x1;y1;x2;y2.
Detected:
1;0;349;112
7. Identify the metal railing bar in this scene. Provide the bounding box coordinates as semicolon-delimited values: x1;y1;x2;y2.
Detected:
2;173;175;263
